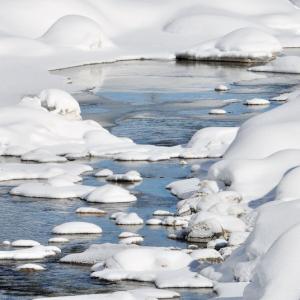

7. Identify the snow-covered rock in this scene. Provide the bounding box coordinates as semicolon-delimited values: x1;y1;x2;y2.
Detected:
16;263;45;271
106;170;142;182
52;222;102;234
209;109;227;115
85;184;137;203
0;245;60;260
48;237;69;244
11;240;40;247
244;98;270;106
115;212;144;225
76;207;106;215
94;169;113;177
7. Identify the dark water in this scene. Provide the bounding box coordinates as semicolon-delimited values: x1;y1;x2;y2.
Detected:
0;59;299;299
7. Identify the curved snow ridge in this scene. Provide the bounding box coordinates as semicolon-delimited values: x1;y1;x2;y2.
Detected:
176;27;282;63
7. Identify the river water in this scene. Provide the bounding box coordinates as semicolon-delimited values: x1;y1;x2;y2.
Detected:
0;58;299;299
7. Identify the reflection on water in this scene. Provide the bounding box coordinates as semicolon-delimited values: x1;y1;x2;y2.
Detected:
1;59;299;299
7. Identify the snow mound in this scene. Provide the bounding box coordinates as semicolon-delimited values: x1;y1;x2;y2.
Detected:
107;170;143;182
94;168;113;177
48;237;69;244
119;236;144;245
244;98;270;106
61;243;136;265
177;28;282;63
249;56;300;74
91;246;213;288
11;240;40;247
115;212;144;225
52;222;102;234
76;207;106;215
209;109;227;115
0;245;60;260
86;184;137;203
16;263;45;271
40;15;112;50
38;89;81;119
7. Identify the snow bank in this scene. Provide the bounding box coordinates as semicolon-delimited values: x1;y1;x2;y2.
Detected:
244;223;300;300
224;93;300;160
40;15;112;50
0;91;238;161
176;28;282;63
249;56;300;74
52;222;102;234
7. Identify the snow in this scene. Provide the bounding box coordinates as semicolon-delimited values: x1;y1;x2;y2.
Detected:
38;89;81;118
215;84;229;92
244;224;300;300
11;240;40;247
94;168;113;177
209;109;227;115
40;15;113;50
153;210;173;216
16;263;45;271
34;288;179;300
0;245;60;260
86;184;137;203
48;237;69;243
146;218;163;226
61;243;136;265
107;170;142;182
176;28;282;63
11;181;94;199
190;248;223;262
115;212;144;225
52;222;102;234
249;56;300;74
118;232;141;239
0;162;91;182
244;98;270;106
119;236;144;245
91;246;213;288
76;207;107;215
